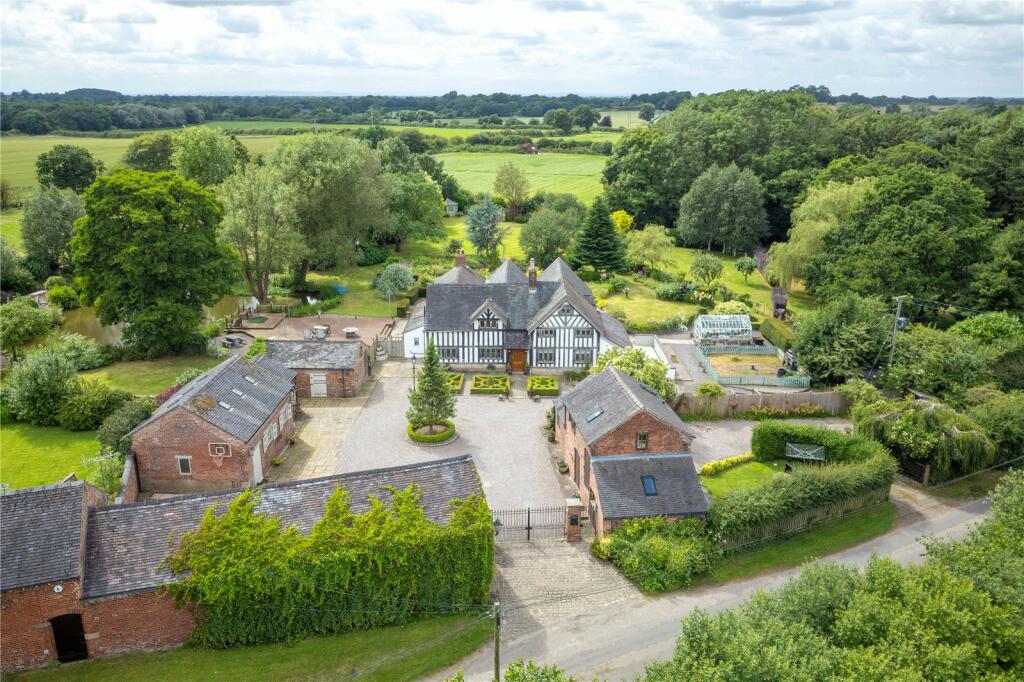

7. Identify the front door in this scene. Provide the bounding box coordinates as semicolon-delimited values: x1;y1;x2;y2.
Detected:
251;446;263;485
309;373;327;397
50;614;88;663
508;350;526;372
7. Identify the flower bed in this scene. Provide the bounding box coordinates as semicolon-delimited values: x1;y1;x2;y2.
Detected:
407;421;456;444
470;375;510;395
445;373;465;394
527;376;559;397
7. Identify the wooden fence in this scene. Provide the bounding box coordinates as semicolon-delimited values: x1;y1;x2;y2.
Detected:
673;391;849;418
720;486;891;552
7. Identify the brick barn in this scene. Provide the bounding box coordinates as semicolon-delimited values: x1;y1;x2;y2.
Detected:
554;368;708;535
0;456;483;674
129;355;297;494
264;340;369;398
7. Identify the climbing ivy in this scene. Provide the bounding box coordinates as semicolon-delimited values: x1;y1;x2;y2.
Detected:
165;485;494;647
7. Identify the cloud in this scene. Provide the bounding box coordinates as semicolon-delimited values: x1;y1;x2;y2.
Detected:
218;13;261;33
711;0;853;19
921;1;1024;26
532;0;604;12
161;0;292;7
407;11;453;33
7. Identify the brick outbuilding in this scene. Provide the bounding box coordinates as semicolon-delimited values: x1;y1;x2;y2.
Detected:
264;340;369;398
554;368;707;535
129;355;297;494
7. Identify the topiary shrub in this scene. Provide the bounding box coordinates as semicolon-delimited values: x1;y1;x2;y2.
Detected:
527;376;559;396
407;420;456;443
98;397;155;456
470;374;510;395
445;373;465;394
57;379;133;431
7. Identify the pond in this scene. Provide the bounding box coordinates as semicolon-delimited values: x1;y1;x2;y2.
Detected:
61;295;250;345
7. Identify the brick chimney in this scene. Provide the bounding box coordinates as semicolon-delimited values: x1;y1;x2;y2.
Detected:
454;249;466;267
528;258;537;288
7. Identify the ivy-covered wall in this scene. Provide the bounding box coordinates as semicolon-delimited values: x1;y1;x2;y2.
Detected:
165;485;494;647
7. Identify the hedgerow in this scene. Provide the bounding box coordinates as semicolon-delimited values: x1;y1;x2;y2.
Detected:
750;420;887;463
700;452;754;476
408;420;456;443
166;485;494;648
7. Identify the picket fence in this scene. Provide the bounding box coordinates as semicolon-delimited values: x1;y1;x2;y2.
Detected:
694;344;811;388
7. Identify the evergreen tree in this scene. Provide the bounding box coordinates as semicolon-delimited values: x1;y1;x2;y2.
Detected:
406;340;456;433
570;196;625;272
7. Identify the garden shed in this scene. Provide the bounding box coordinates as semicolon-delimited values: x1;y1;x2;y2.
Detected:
693;314;753;345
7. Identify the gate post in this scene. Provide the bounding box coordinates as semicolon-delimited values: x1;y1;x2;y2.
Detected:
565;497;583;542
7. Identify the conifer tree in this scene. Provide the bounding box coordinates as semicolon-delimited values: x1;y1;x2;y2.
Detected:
570;195;625;272
406;339;456;433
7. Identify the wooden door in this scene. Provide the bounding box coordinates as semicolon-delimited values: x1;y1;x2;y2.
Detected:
509;350;525;372
310;373;328;397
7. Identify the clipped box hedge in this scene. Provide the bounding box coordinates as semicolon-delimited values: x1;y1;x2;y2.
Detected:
407;420;456;443
445;373;465;394
700;452;754;476
527;376;559;397
470;374;510;395
751;421;887;463
760;318;795;351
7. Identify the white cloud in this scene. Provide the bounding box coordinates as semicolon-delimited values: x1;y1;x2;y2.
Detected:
0;0;1020;96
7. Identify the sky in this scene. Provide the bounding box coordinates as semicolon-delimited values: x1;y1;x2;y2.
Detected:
1;0;1022;97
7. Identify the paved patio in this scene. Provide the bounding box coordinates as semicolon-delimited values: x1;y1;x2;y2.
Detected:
336;367;566;510
246;314;394;345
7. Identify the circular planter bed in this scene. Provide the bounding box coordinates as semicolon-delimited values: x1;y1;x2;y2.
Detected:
407;421;458;446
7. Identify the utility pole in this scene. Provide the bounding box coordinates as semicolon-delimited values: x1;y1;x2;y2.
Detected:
493;601;501;682
888;295;911;367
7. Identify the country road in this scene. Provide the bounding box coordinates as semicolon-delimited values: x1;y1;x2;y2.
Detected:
450;496;991;681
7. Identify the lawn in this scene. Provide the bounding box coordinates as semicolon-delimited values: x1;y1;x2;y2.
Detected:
700;460;781;499
80;356;222;396
436;152;606;203
708;353;784;377
11;614;491;682
692;503;897;587
928;470;1008;500
1;208;23;252
309;267;397;317
0;423;100;489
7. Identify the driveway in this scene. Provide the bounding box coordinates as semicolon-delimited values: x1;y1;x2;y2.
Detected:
336;373;566;510
688;417;852;468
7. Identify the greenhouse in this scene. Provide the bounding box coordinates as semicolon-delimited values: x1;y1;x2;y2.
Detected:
692;314;754;345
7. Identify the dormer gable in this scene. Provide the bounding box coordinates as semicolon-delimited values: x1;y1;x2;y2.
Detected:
469;299;508;330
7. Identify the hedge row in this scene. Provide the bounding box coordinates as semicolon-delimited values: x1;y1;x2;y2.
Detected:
759;318;795;351
700;452;754;476
407;420;456;443
750;421;888;463
707;453;897;539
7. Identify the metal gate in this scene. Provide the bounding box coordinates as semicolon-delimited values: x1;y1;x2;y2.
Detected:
587;498;598;531
491;506;565;542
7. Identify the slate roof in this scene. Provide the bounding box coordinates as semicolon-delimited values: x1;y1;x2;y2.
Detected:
558;367;695;444
81;456;483;599
265;340;361;370
130;355;296;443
538;257;595;304
487;259;528;284
593;453;709;520
1;481;97;591
434;264;485;285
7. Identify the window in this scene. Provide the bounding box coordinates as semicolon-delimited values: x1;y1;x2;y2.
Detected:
262;422;278;451
414;337;420;346
560;304;574;315
176;456;192;476
575;329;593;339
538;329;556;338
536;350;555;365
244;375;257;384
573;349;592;365
480;348;503;362
641;475;657;496
585;409;603;423
210;443;229;457
636;432;649;450
231;388;244;397
218;401;232;410
278;411;288;431
440;347;458;361
478;318;499;329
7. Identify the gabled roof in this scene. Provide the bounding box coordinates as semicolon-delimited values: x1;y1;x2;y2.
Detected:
131;355;296;443
1;481;104;591
529;282;630;348
434;264;485;285
539;257;594;304
265;340;362;370
558;367;694;444
81;456;482;599
593;453;708;520
487;259;528;284
425;282;561;331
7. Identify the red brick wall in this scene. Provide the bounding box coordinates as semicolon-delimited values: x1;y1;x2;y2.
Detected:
131;396;295;493
592;412;692;456
115;455;139;504
0;581;193;674
290;345;368;398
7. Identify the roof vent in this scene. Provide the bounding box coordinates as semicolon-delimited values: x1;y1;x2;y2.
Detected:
244;375;257;384
231;388;244;397
218;401;232;410
585;409;603;423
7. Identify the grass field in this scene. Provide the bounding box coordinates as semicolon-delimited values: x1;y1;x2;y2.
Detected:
1;208;23;252
437;152;606;203
692;503;897;587
0;423;100;489
80;356;222;396
11;614;491;682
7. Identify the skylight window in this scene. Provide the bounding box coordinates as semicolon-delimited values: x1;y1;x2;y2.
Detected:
585;409;603;423
244;375;257;384
231;388;244;397
641;475;657;496
218;401;232;410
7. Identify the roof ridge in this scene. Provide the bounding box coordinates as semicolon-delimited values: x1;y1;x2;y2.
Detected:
0;479;85;497
610;367;644;412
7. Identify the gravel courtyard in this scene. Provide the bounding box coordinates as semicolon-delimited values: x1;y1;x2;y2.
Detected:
336;373;567;510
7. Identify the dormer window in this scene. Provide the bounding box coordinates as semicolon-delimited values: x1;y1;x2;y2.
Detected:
478;318;499;329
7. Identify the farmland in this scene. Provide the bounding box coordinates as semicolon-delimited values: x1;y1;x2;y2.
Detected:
436;152;606;202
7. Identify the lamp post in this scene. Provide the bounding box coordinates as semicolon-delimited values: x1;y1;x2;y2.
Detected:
412;354;417;391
